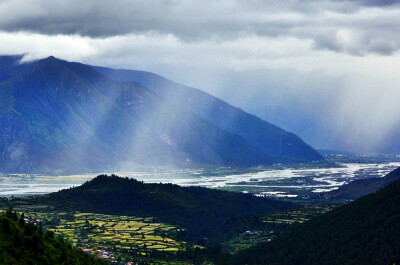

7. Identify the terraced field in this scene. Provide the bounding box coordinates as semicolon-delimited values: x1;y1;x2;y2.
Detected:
25;211;189;254
0;197;208;264
0;198;205;264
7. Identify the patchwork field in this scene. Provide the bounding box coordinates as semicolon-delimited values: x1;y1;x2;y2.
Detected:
27;211;196;259
0;197;205;264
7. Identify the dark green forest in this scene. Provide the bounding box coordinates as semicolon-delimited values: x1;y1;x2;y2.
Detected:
0;207;104;265
231;178;400;265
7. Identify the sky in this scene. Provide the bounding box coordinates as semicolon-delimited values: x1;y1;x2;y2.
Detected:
0;0;400;153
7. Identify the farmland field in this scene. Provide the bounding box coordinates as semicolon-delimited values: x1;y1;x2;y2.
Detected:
0;198;205;264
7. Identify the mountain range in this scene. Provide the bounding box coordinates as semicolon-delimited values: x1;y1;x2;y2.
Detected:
0;55;322;173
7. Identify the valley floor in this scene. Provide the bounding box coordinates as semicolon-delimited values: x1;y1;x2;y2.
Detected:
1;160;399;201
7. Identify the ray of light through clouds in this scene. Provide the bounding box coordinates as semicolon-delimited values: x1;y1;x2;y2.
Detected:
0;0;400;153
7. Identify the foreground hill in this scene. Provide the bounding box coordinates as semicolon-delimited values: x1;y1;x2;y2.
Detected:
0;208;103;265
231;168;400;265
0;55;275;172
94;66;323;162
37;175;296;239
327;167;400;201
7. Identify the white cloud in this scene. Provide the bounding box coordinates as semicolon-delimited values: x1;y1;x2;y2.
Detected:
0;31;96;62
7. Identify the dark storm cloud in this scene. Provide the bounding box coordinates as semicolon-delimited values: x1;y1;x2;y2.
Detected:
351;0;399;7
1;0;400;55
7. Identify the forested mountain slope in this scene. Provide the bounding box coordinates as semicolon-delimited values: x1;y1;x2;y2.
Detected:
0;208;104;265
232;168;400;265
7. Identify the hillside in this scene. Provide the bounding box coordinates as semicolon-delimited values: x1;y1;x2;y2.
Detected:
0;56;275;172
231;168;400;265
94;66;323;162
326;167;400;200
35;175;296;239
0;208;103;265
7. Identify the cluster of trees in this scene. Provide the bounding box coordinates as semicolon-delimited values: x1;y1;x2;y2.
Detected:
230;179;400;265
0;207;104;265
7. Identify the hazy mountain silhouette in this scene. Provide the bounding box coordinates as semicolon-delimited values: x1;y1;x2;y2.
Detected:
95;66;323;162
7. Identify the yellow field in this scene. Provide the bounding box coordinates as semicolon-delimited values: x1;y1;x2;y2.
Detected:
21;211;187;254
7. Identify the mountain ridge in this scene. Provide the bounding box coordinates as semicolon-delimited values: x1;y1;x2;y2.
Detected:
0;55;322;173
0;56;273;172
